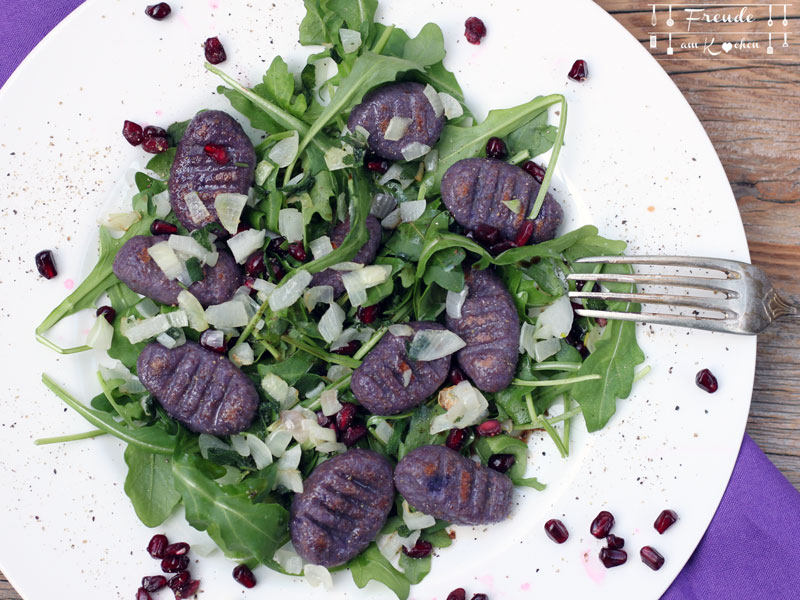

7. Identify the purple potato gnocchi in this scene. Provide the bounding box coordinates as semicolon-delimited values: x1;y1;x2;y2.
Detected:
445;268;520;392
290;449;394;567
136;341;259;435
394;445;513;526
350;321;451;415
347;82;445;161
441;157;563;244
112;234;243;307
169;110;256;230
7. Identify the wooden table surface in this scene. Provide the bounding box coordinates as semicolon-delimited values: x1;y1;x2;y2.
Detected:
2;2;799;598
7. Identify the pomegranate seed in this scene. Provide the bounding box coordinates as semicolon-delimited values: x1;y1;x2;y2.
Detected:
96;305;116;323
204;36;227;64
488;453;515;473
267;236;287;255
332;340;360;356
167;572;190;591
136;588;152;600
342;423;367;446
596;317;608;327
287;242;307;262
336;403;357;431
364;153;390;174
485;137;508;160
514;221;534;247
232;564;257;588
245;252;265;277
490;240;516;255
590;511;615;539
599;547;627;568
445;428;467;451
544;519;569;544
142;136;169;154
473;224;499;245
164;542;190;557
447;588;466;600
476;419;502;437
654;509;678;534
317;411;334;428
204;143;229;165
472;595;489;600
161;555;189;573
521;160;545;183
147;534;169;559
175;579;200;599
141;575;167;592
35;250;58;279
567;59;588;82
402;540;433;559
143;125;167;140
268;259;285;282
607;534;625;550
464;17;487;45
123;120;144;146
448;366;466;385
144;3;171;20
357;304;380;324
150;219;178;235
640;546;665;571
695;369;717;393
200;330;226;354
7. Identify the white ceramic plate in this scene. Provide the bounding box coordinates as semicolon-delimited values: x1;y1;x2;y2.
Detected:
0;1;755;599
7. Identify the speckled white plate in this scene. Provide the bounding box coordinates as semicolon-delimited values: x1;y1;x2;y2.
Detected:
0;1;755;599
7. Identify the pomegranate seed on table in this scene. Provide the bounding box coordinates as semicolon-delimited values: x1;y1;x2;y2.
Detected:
695;368;718;393
607;534;625;550
136;588;152;600
567;59;589;82
402;539;433;559
150;219;178;235
448;365;466;385
244;251;265;276
35;249;58;279
204;143;229;165
161;555;189;573
167;572;190;591
141;575;167;592
200;329;226;354
485;136;508;159
164;542;190;557
142;136;169;154
599;547;627;568
476;419;502;437
232;564;257;588
654;509;678;534
514;220;535;247
122;120;144;146
590;510;615;538
144;3;171;20
335;403;357;431
357;304;380;324
487;453;515;473
640;545;665;571
96;305;116;323
364;154;390;174
147;534;169;559
342;422;367;446
332;340;360;356
447;588;467;600
143;125;167;140
544;519;569;544
522;160;545;183
464;16;487;45
287;242;307;262
204;36;227;64
445;427;467;451
175;579;200;599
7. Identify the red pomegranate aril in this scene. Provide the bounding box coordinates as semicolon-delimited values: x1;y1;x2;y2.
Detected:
448;366;466;386
488;453;515;473
147;534;169;559
607;534;625;550
476;419;502;437
123;120;144;146
599;547;627;568
471;595;489;600
485;136;508;160
145;3;171;20
35;249;58;279
141;575;167;592
402;539;433;559
335;403;357;431
267;235;287;255
521;160;546;183
447;589;466;600
245;252;265;277
164;542;190;557
204;143;229;165
357;304;380;324
175;579;200;599
332;340;360;356
567;59;588;82
364;152;390;174
342;422;367;446
317;411;334;428
654;509;678;534
233;564;257;588
143;125;167;140
167;572;190;591
268;259;286;282
161;555;189;573
640;545;665;571
514;220;535;247
136;588;152;600
473;224;499;245
544;519;569;544
464;16;487;45
96;305;116;323
287;242;307;262
445;427;467;451
489;240;516;255
695;369;718;393
590;511;615;539
150;219;178;235
204;36;227;64
200;330;226;354
142;136;169;154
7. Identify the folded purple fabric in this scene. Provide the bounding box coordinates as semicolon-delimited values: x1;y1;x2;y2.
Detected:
2;4;799;600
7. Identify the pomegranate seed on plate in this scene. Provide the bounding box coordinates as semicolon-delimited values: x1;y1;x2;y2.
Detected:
607;534;625;550
445;427;467;451
447;588;467;600
204;143;229;165
342;423;367;446
654;509;678;534
485;136;507;159
123;120;144;146
147;534;169;559
164;542;190;557
544;519;569;544
476;419;502;437
590;510;615;538
464;17;487;44
471;595;489;600
335;403;357;431
640;545;665;570
150;219;178;235
599;547;627;568
167;572;190;591
96;305;116;323
200;329;226;354
35;250;58;279
244;252;265;277
141;575;167;592
514;220;535;247
448;365;466;385
161;555;189;573
357;304;380;323
142;136;169;154
175;579;200;599
287;242;307;262
136;588;152;600
402;540;433;559
487;453;515;473
143;125;167;140
233;564;257;588
144;3;171;20
522;160;545;183
204;36;227;64
332;340;360;356
567;59;588;82
364;152;390;174
695;369;718;393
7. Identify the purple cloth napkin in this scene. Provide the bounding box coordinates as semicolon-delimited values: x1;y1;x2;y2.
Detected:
2;3;799;599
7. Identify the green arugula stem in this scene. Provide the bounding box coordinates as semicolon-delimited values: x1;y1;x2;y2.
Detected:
516;406;583;430
97;371;136;429
531;362;581;371
540;415;568;458
352;326;387;361
562;395;572;457
390;301;413;324
508;150;530;165
528;95;568;220
280;335;361;368
35;429;106;445
512;374;600;387
261;340;281;361
372;25;395;54
633;365;651;383
35;335;91;354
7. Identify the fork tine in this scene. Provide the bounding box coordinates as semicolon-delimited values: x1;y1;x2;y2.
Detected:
574;309;741;333
574;255;743;276
568;291;736;315
566;272;738;296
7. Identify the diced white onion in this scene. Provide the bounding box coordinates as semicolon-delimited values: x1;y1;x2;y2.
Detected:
304;285;334;312
280;443;302;469
177;290;208;332
255;160;274;186
373;420;394;444
243;433;273;469
519;321;537;357
331;327;374;351
354;125;371;141
377;530;421;564
168;234;218;266
266;429;294;458
402;367;412;387
269;270;312;311
446;285;469;319
205;300;249;328
502;199;522;215
229;342;254;367
253;277;277;296
121;377;145;394
214;193;248;235
341;264;391;307
309;236;333;260
535;295;573;339
304;564;333;590
262;373;290;404
439;92;464;119
401;142;431;161
287;171;305;187
380;207;402;230
399;200;426;223
165;311;188;328
316;441;347;454
124;314;174;344
378;163;414;189
370;193;397;219
388;324;414;337
320;390;342;416
305;382;325;399
278;208;304;243
198;433;232;460
268;131;299;168
383;116;411;141
313;57;338;90
103;211;141;232
277;469;303;493
230;434;250;457
147;241;183;280
408;329;465;361
330;262;363;272
227;228;266;264
423;148;439;173
324;146;353;171
318;302;345;344
275;543;304;575
136;298;159;319
156;328;186;349
99;360;131;383
86;315;113;351
183;191;210;225
534;338;561;362
152;190;171;218
422;84;444;118
430;380;489;434
402;499;436;531
339;27;362;53
327;364;353;381
200;329;224;351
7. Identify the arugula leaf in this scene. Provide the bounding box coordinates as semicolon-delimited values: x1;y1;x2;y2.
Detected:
261;56;309;120
328;0;378;36
349;543;410;600
506;110;557;159
398;403;444;459
146;148;176;178
299;0;344;46
124;446;181;527
256;351;315;385
422;247;465;292
397;553;431;584
421;527;452;548
385;208;449;262
473;434;545;490
402;23;446;65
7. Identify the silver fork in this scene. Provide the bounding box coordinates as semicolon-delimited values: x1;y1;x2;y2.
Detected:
566;256;799;335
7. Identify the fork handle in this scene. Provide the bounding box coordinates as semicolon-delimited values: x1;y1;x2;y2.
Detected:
770;292;800;320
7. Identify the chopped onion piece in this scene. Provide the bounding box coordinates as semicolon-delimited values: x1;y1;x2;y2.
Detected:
124;314;173;344
205;300;249;328
373;420;394;444
402;499;436;531
354;125;370;141
287;171;305;187
269;270;312;311
309;236;333;260
318;302;345;344
268;131;299;168
304;285;334;311
314;57;338;91
388;324;414;337
327;364;352;381
279;443;302;470
408;329;465;361
243;433;273;469
519;321;537;357
339;27;362;53
278;208;304;243
262;373;290;404
370;193;397;219
86;315;113;351
230;434;250;457
228;228;266;264
402;367;412;387
377;530;420;563
275;543;304;575
99;360;131;383
156;327;186;349
229;342;254;367
401;142;431;161
331;327;374;351
277;469;303;493
534;338;561;362
198;433;232;460
329;262;363;272
341;264;391;307
430;380;489;434
439;92;464;119
423;148;439;173
399;200;426;223
214;193;248;235
253;277;277;295
422;84;444;117
152;190;171;218
136;298;159;319
168;234;218;266
316;441;347;454
255;160;274;186
304;564;333;590
380;207;402;230
267;429;293;458
378;163;414;189
383;116;411;141
324;146;353;171
103;211;141;232
446;285;469;319
535;295;573;339
177;290;208;332
147;241;183;280
183;191;210;225
320;390;342;416
502;199;522;215
201;329;224;351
